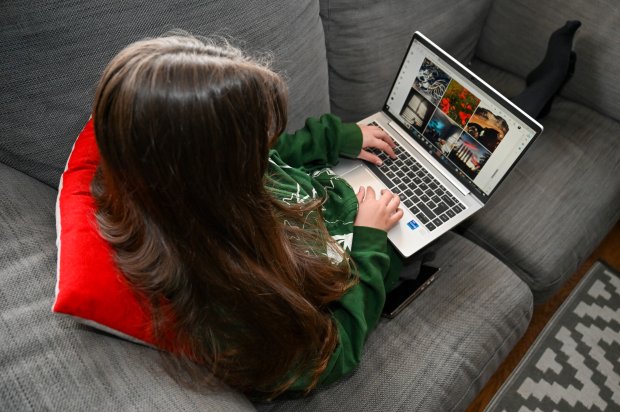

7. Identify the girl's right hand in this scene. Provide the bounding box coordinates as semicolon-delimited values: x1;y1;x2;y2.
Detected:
354;186;404;232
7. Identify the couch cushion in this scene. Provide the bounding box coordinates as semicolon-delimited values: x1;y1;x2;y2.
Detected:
0;0;329;188
475;0;620;122
1;160;533;411
462;60;620;303
318;0;494;122
257;231;533;411
53;119;156;345
0;162;255;410
1;157;532;410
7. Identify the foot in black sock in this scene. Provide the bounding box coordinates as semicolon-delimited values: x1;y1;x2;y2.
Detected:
526;21;581;87
512;20;581;119
537;51;576;118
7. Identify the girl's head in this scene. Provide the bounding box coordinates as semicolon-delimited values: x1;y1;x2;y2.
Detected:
92;34;353;399
93;35;287;235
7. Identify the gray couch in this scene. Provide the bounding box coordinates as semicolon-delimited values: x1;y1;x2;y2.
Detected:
1;0;618;410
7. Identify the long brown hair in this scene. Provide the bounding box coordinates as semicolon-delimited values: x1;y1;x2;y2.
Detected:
91;34;355;399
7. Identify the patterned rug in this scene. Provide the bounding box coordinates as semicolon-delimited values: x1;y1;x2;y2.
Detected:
485;261;620;412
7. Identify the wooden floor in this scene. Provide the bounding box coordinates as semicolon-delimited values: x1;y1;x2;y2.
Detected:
465;219;620;412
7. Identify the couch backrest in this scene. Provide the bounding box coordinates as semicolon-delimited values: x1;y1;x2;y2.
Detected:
475;0;620;122
0;0;330;188
319;0;495;122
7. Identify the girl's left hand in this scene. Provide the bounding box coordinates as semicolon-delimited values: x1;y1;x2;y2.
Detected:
357;125;397;166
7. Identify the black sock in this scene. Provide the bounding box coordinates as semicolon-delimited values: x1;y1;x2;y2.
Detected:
512;20;581;119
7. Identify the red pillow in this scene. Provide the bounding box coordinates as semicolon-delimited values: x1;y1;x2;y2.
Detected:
53;119;155;346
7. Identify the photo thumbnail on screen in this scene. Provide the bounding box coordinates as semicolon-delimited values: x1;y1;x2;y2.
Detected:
438;80;480;127
413;58;451;106
466;107;509;153
448;132;491;180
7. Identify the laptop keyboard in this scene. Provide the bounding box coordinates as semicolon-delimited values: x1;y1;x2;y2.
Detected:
365;122;466;232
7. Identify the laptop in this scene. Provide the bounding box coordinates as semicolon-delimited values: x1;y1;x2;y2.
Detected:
332;31;543;257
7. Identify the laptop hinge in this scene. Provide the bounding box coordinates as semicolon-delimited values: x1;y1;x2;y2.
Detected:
388;121;471;196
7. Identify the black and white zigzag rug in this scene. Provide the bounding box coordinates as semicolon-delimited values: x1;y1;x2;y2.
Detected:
485;261;620;412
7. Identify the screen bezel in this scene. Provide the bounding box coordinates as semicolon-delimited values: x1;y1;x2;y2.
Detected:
382;31;543;203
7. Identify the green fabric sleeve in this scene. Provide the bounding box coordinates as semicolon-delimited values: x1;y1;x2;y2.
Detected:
272;114;363;172
317;225;392;386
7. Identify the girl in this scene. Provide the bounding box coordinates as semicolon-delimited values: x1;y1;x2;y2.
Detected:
91;34;404;400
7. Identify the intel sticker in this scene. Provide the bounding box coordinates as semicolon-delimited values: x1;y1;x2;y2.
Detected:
407;220;419;230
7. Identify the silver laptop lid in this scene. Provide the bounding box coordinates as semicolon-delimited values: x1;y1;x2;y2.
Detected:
383;32;543;203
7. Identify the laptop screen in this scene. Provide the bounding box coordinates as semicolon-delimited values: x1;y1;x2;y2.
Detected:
384;33;541;202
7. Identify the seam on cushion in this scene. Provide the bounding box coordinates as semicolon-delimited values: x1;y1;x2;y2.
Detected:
470;0;497;64
53;137;75;300
321;0;334;114
57;312;156;349
461;227;535;288
325;0;329;36
451;297;533;412
54;161;66;300
472;55;525;85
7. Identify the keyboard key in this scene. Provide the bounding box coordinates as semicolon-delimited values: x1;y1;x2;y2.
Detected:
367;164;393;189
426;222;436;231
432;217;442;227
417;214;430;224
446;209;456;218
453;204;464;213
417;203;435;219
441;194;456;208
439;214;449;223
433;203;449;216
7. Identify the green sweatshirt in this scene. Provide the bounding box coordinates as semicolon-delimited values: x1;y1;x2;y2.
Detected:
267;114;403;391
